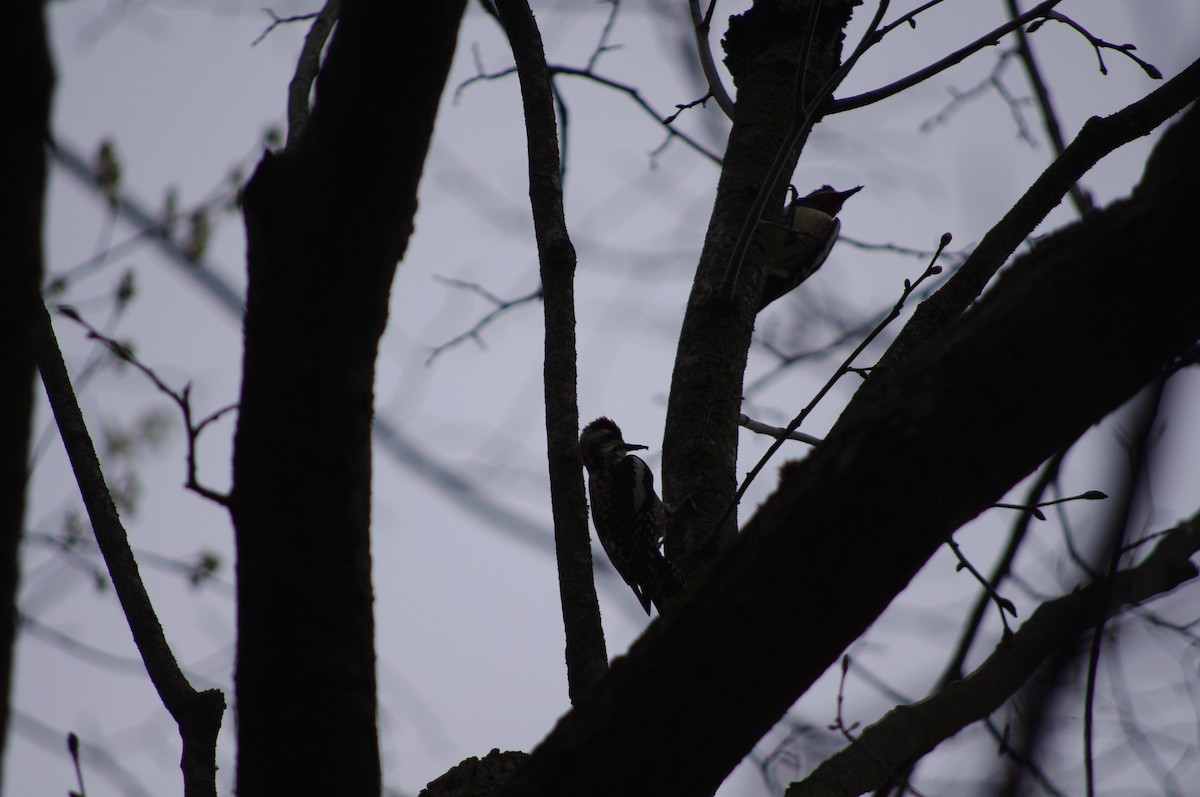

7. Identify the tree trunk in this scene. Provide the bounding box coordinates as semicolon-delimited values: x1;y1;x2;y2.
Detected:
2;0;53;777
663;0;857;578
497;101;1200;797
231;3;466;794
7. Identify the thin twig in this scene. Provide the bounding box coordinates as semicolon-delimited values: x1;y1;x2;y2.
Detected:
738;413;823;447
1033;11;1162;79
1005;0;1095;216
54;305;233;505
688;0;735;118
947;538;1018;636
828;657;926;797
68;732;87;797
831;0;1065;114
939;450;1069;683
252;8;320;47
425;280;543;364
919;49;1033;141
789;509;1200;797
457;61;723;165
585;0;622;74
716;235;950;533
1083;381;1166;797
993;489;1106;520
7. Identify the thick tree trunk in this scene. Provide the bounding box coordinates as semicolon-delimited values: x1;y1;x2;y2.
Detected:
231;3;465;794
3;0;53;777
498;103;1200;797
663;0;857;578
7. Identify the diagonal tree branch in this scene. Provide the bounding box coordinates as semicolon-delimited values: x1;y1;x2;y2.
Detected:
863;56;1200;385
33;303;223;797
831;0;1066;113
788;509;1200;797
497;100;1200;797
1004;0;1095;216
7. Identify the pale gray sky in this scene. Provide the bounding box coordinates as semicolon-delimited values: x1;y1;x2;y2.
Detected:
18;2;1200;795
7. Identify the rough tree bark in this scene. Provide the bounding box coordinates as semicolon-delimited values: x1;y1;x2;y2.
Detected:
495;101;1200;797
2;0;54;778
663;0;858;579
4;0;55;777
495;0;609;701
231;3;466;794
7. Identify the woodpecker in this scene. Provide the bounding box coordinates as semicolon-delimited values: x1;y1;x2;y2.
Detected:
758;184;862;311
578;417;682;615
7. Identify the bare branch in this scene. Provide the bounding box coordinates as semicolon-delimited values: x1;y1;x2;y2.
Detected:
947;537;1018;637
585;0;623;74
54;305;233;506
718;236;950;532
688;0;735;119
1005;0;1095;216
831;0;1066;113
456;60;723;165
738;413;823;447
918;48;1035;142
425;279;543;365
1033;11;1162;79
863;56;1200;384
993;488;1107;520
829;656;927;797
1083;382;1165;796
285;0;341;148
495;0;608;701
788;509;1200;797
33;302;224;797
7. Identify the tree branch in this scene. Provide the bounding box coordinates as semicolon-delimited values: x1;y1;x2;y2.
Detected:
864;56;1200;383
497;101;1200;797
831;0;1066;113
54;305;233;505
788;509;1200;797
688;0;735;119
1004;0;1094;216
495;0;609;701
33;303;223;797
284;0;340;148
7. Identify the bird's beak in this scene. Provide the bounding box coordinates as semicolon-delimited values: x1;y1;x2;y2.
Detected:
839;185;864;200
625;443;648;452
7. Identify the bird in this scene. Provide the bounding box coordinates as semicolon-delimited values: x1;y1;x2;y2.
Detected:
578;417;682;615
758;184;862;311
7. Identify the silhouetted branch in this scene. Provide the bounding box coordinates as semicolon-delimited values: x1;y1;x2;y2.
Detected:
788;509;1200;797
457;61;723;165
33;303;224;797
54;305;233;506
283;0;340;147
1004;0;1094;215
426;278;543;365
688;0;735;118
495;0;609;702
832;0;1067;113
739;413;823;447
719;236;949;531
864;56;1200;383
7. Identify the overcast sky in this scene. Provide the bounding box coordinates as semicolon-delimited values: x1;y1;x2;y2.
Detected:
16;1;1200;795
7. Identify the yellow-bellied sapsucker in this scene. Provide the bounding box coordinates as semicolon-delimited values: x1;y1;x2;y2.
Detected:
758;184;863;311
579;417;682;615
